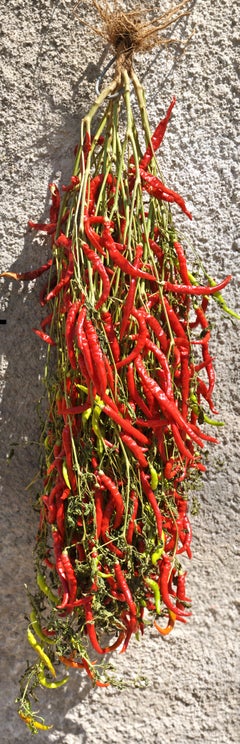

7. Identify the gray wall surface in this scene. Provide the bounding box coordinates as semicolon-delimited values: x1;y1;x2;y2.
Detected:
0;1;239;742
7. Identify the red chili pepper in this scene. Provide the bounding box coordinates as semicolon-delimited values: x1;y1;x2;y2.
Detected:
145;313;169;354
197;378;218;414
162;296;188;340
160;556;191;618
82;243;110;310
56;500;65;539
135;356;204;449
180;348;190;420
45;253;74;302
65;301;82;369
62;175;80;192
101;310;120;362
84;319;107;397
177;516;192;558
55;233;72;250
41;313;53;331
116;309;148;369
101;395;150;446
32;328;56;346
101;224;156;281
163;274;231;295
148;238;164;265
120;433;148;469
140;470;162;537
114;562;137;622
126;490;139;544
103;353;115;393
84;215;106;256
171;424;193;460
28;219;57;234
60;550;78;606
119;246;143;340
87;175;104;215
140;97;176;169
126;364;152;418
145;338;174;399
176;571;191;609
0;258;53;282
97;471;124;529
84;599;107;654
139;168;192;220
77;326;94;380
174;241;190;285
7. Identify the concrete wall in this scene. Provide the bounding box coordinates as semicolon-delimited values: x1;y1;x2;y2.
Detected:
0;1;239;742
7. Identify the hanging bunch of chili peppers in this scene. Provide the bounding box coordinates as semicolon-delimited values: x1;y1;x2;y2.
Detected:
2;2;239;733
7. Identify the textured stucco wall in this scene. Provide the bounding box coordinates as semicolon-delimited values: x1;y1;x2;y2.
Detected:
0;1;239;742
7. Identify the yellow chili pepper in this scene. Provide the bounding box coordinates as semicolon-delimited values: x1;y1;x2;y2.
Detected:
149;464;159;491
30;610;55;645
27;628;56;677
38;666;68;689
145;577;161;614
18;710;53;731
62;460;71;489
151;531;165;565
203;413;224;427
37;572;58;604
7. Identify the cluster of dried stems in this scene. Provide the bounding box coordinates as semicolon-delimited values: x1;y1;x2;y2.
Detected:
74;1;191;68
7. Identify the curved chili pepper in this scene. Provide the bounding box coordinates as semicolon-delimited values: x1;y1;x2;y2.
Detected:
145;337;174;399
159;556;191;618
27;628;56;676
101;393;150;445
45;252;74;302
32;328;56;345
30;610;56;645
176;571;191;609
82;242;110;309
38;667;68;689
62;175;80;192
97;471;124;528
102;224;156;281
18;711;52;731
0;257;53;282
154;610;177;636
84;215;106;256
120;433;148;469
139;168;192;219
145;313;169;353
28;219;57;234
163;274;231;295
